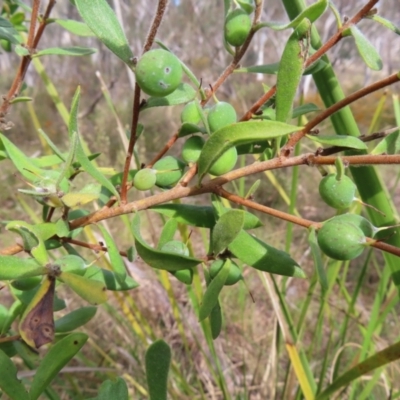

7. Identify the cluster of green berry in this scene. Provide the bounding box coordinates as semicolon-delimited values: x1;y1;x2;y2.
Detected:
132;46;241;192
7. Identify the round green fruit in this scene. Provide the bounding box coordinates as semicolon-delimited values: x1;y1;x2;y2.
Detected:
181;101;201;125
207;102;237;133
224;9;252;47
182;136;205;163
209;259;242;286
332;214;374;237
209;147;238;176
153;156;186;187
133;168;157;191
319;174;356;209
317;220;366;261
135;49;182;97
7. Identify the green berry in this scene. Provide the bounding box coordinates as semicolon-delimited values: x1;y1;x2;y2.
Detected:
333;214;374;237
182;136;205;163
133;168;157;191
319;174;356;209
135;49;182;97
161;241;193;284
224;9;252;47
153;156;186;187
209;147;238;176
209;259;242;286
317;220;366;260
181;101;201;125
207;102;237;133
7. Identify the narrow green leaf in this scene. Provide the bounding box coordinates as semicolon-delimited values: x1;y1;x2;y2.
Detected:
316;340;400;400
83;266;139;291
68;87;120;199
178;123;205;138
145;340;171;400
61;184;101;208
371;95;400;155
367;15;400;36
0;349;30;400
34;46;96;57
37;129;66;162
199;260;231;321
350;26;382;71
55;306;97;333
87;378;129;400
157;219;178;250
308;227;327;294
14;44;30;56
211;210;245;255
29;333;88;400
75;0;134;65
306;134;367;149
150;204;263;229
0;256;47;281
97;225;126;283
54;19;96;37
209;301;223;340
132;214;202;272
197;120;300;182
276;19;310;124
59;272;107;305
228;230;305;278
141;83;196;109
292;103;319;118
9;96;32;104
0;16;21;44
256;0;328;31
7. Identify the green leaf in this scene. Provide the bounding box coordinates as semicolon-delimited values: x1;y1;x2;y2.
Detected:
0;349;30;400
367;15;400;36
29;333;88;400
199;260;231;321
276;19;311;124
59;272;107;305
291;103;319;119
0;256;47;281
178;123;205;138
83;266;139;291
55;306;97;333
197;120;300;182
68;87;120;199
306;134;367;150
141;83;196;109
211;210;245;255
209;301;223;340
308;227;327;294
54;19;96;36
316;340;400;400
228;230;305;278
34;46;96;57
87;378;129;400
157;219;178;250
61;183;101;208
97;225;126;283
6;221;49;265
75;0;134;65
145;340;171;400
350;26;382;71
9;96;32;104
256;0;328;30
149;204;263;229
371;95;400;155
0;17;21;44
37;129;66;162
131;213;202;272
14;44;30;56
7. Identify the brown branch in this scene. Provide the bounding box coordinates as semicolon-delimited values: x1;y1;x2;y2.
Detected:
142;0;169;53
240;0;380;123
0;0;56;121
26;0;40;49
147;130;179;168
286;72;400;148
